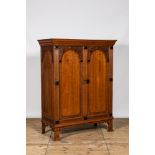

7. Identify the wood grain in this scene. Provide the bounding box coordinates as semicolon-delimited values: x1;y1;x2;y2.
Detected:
41;46;53;119
38;38;117;140
88;50;108;116
60;50;81;119
53;47;59;121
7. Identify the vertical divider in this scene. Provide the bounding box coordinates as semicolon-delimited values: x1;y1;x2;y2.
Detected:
108;46;113;115
53;46;60;121
82;46;88;117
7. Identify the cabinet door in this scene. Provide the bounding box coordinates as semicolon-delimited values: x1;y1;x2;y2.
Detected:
59;47;83;120
87;48;109;117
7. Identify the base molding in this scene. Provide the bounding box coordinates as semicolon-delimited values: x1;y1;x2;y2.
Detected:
41;117;113;141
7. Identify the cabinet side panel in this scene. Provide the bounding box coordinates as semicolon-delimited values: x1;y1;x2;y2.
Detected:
41;47;53;119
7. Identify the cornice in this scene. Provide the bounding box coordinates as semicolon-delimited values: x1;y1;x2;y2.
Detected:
38;38;117;47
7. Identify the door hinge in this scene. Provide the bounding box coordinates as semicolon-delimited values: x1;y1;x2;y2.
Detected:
54;120;60;124
84;116;87;120
109;78;113;82
54;81;59;85
85;79;90;84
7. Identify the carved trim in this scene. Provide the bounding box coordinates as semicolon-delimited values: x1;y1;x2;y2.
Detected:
87;46;109;62
57;46;83;62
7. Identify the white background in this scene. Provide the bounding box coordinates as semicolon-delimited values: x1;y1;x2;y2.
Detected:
26;0;129;118
1;0;155;155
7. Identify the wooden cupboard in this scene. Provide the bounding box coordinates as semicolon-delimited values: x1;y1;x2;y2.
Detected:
38;38;117;140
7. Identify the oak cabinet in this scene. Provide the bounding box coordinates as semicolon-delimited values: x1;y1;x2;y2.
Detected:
38;38;116;140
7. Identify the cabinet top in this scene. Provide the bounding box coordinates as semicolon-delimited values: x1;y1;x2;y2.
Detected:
38;38;117;47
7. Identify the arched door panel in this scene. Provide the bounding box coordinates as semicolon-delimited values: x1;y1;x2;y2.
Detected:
88;50;109;116
59;49;82;120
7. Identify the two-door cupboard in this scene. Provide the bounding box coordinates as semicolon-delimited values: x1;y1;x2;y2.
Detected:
38;38;117;140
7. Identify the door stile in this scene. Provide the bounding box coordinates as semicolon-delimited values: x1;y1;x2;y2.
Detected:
53;46;60;121
108;46;113;116
82;46;88;118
